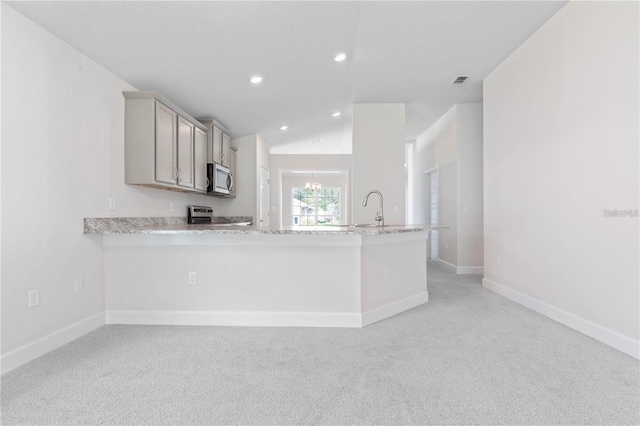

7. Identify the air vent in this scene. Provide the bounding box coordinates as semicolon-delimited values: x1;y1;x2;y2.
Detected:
452;75;470;84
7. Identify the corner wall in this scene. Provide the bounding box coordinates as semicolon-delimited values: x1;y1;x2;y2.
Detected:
483;1;639;357
456;104;483;270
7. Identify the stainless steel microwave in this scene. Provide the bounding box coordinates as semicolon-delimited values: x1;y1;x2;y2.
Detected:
207;162;233;196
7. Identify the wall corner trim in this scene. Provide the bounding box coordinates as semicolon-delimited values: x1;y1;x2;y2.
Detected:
437;259;457;273
482;278;639;360
437;259;483;275
1;312;106;375
362;291;429;327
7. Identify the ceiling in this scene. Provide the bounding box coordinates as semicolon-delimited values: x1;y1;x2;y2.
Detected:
8;1;567;154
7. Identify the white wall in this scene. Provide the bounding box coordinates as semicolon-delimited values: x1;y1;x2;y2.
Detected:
434;107;459;266
410;104;483;271
0;4;221;370
483;1;639;357
412;106;458;264
456;104;483;269
408;137;436;226
269;154;352;227
352;104;406;225
0;4;4;365
269;129;352;155
215;135;257;219
215;134;269;224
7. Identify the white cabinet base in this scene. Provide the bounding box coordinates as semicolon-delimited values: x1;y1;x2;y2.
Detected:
103;232;429;328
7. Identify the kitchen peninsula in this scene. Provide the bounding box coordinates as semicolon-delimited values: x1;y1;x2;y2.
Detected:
85;218;437;328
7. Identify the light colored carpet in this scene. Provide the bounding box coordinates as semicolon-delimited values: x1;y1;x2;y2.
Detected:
2;262;639;425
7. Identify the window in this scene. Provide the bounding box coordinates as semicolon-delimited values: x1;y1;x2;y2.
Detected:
292;187;341;226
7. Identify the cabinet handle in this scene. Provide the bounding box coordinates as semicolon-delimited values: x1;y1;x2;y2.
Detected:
205;177;210;188
177;168;183;182
173;167;179;179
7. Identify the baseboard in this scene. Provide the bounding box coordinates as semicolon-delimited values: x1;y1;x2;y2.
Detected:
107;295;431;329
437;259;483;275
106;310;363;328
437;259;457;273
361;291;429;327
456;266;484;275
1;312;106;375
482;278;639;359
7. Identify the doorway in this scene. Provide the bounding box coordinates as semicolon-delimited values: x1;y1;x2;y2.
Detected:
426;169;439;261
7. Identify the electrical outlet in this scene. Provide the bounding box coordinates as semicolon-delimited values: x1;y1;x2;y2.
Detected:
108;198;116;210
28;290;39;308
384;268;391;281
188;272;197;286
169;202;174;211
496;255;501;266
75;278;84;294
393;206;399;214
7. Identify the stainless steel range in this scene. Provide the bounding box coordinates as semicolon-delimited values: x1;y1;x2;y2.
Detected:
187;205;213;224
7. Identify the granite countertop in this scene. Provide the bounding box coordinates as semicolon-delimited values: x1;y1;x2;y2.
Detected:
84;217;445;236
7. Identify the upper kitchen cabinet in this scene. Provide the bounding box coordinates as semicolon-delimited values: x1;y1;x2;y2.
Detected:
176;115;195;189
154;101;178;185
123;91;208;193
221;132;231;167
194;127;208;193
198;118;232;167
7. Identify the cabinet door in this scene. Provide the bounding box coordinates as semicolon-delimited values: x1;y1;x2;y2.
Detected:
221;132;231;167
211;125;223;164
229;148;237;197
194;127;208;192
155;102;178;185
177;115;195;189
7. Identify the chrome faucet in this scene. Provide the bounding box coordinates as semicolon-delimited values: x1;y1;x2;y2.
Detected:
362;190;384;226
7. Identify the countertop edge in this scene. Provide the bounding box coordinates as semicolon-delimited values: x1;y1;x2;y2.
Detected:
83;217;443;236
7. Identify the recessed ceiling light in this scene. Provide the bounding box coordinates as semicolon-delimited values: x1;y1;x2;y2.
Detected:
250;75;263;84
331;112;341;117
280;125;288;131
334;53;347;62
